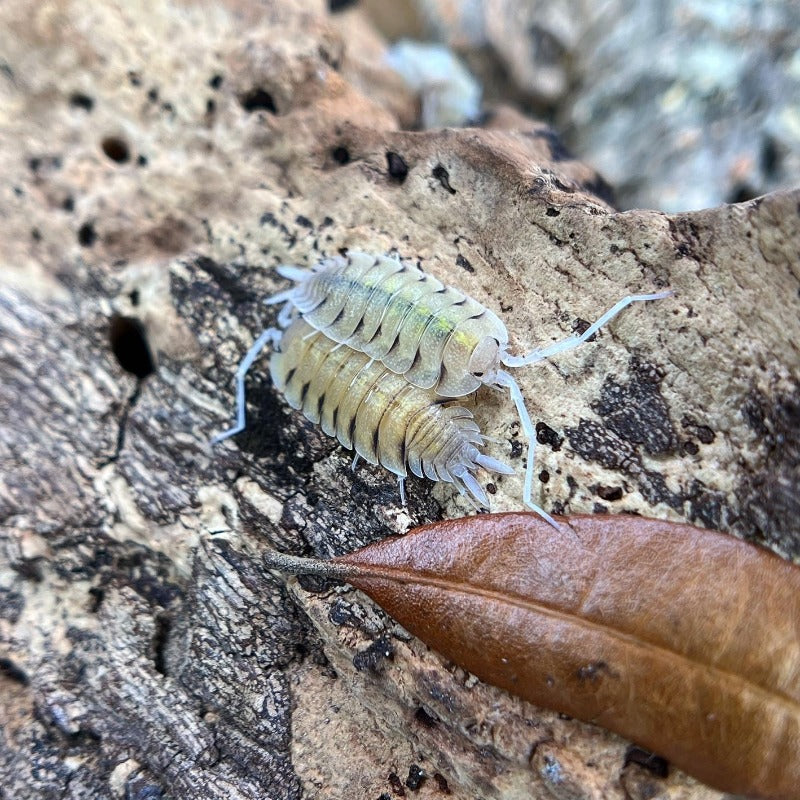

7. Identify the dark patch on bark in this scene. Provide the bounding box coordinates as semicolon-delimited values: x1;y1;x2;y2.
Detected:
736;389;800;551
193;256;256;306
667;216;706;260
432;164;456;194
353;635;394;672
590;357;678;456
686;479;729;530
0;588;25;624
565;419;639;472
565;357;686;513
681;414;715;444
389;772;406;796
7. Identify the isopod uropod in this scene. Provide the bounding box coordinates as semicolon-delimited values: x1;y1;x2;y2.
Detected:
268;317;513;505
214;251;671;525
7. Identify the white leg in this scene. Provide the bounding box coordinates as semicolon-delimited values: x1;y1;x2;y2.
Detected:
277;302;295;329
263;288;295;307
494;370;561;530
211;328;282;444
502;290;673;368
398;476;407;506
351;453;360;472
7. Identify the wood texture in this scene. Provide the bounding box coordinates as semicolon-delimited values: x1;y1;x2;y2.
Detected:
1;0;799;797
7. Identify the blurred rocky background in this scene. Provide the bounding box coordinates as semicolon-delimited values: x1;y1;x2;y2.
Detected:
361;0;800;210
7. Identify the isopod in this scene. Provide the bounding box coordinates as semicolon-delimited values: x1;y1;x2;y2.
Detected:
226;317;513;504
214;252;671;523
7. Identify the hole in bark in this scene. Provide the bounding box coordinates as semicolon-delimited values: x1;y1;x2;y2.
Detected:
101;136;131;163
535;421;563;450
331;146;350;164
0;657;29;686
386;151;408;183
595;484;623;501
240;88;277;113
77;221;97;247
329;0;357;10
69;92;94;111
152;615;171;675
414;707;437;728
624;745;669;778
109;315;155;379
432;164;456;194
88;586;104;613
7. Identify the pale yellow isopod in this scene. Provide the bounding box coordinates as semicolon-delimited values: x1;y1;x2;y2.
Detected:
217;318;513;505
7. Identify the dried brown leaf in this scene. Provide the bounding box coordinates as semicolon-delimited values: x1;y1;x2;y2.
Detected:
266;514;800;799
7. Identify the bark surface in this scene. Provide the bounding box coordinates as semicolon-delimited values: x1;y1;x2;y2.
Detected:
1;1;798;798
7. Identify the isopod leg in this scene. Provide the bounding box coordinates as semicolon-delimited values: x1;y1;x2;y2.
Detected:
398;476;407;506
501;290;673;367
277;302;295;329
351;453;360;472
211;327;282;444
495;370;560;531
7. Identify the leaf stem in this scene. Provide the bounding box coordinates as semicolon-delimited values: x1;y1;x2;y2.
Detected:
263;548;352;581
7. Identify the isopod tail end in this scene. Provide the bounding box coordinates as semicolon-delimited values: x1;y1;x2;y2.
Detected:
454;468;488;508
476;453;515;476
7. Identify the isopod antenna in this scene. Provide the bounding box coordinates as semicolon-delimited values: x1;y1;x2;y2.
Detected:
501;290;674;368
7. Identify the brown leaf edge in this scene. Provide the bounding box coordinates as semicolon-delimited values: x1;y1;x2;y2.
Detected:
264;513;800;799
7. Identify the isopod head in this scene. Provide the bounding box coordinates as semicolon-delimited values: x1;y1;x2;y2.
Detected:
467;336;503;385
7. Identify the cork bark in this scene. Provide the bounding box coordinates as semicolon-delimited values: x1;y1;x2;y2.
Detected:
1;2;798;798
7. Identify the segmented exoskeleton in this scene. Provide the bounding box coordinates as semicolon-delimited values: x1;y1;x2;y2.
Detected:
246;318;512;504
214;251;671;525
